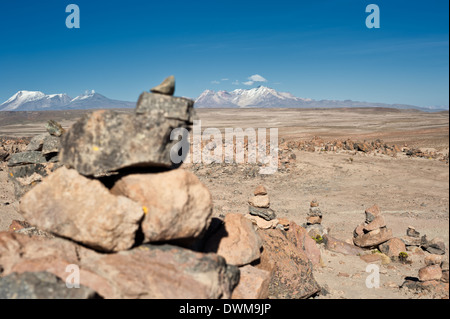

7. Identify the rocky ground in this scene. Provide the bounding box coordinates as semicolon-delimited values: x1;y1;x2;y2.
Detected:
0;107;448;299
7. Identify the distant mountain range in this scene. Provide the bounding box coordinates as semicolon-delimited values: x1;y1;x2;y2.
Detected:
1;87;447;112
195;86;447;112
0;90;135;111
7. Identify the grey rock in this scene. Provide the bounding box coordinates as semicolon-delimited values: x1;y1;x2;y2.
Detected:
422;237;446;255
136;91;194;123
46;120;65;137
248;205;277;221
26;133;49;152
42;135;61;155
308;206;322;217
8;151;47;167
150;75;175;96
0;272;100;299
15;227;54;239
60;107;193;176
406;226;420;238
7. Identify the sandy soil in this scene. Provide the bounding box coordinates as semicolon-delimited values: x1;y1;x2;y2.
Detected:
0;107;448;299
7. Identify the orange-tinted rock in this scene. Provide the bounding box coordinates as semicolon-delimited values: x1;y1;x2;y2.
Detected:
353;227;393;248
323;235;365;256
363;215;386;232
378;238;406;257
419;265;442;282
232;265;270;299
254;185;268;196
285;222;321;266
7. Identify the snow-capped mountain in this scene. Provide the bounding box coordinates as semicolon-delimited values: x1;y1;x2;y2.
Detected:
195;86;435;111
1;90;135;111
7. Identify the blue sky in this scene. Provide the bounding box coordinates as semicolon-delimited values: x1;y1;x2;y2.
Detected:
0;0;448;108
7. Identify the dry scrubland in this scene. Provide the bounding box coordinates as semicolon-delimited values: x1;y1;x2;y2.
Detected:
0;107;449;299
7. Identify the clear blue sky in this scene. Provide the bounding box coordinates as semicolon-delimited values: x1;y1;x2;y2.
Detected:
0;0;448;108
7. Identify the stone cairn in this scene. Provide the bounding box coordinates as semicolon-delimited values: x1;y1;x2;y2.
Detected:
0;78;322;299
353;204;394;249
0;77;241;299
247;185;277;222
7;120;64;198
304;199;327;238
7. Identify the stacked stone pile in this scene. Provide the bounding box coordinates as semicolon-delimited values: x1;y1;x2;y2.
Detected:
304;199;328;238
0;77;242;299
247;185;277;222
353;205;394;248
6;121;64;198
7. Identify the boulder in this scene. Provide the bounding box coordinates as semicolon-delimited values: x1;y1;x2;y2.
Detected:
418;265;443;282
422;237;446;255
0;272;100;299
110;169;213;243
285;222;321;266
255;228;320;299
0;232;240;299
231;265;270;299
204;213;262;266
41;135;61;155
60;106;193;176
353;227;393;248
25;133;48;152
424;254;443;266
323;235;365;256
20;167;144;252
135;91;193;122
378;238;406;258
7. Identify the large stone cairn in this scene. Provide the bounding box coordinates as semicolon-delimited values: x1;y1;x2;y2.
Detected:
0;77;242;299
7;121;64;198
353;204;393;248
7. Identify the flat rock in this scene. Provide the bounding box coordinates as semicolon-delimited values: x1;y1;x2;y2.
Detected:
245;214;278;229
204;213;262;266
0;233;240;299
248;194;270;208
7;151;47;167
422;237;446;255
60;107;193;176
26;133;49;151
232;265;270;299
363;215;386;232
353;227;393;248
248;206;276;221
150;75;175;96
111;169;213;243
307;216;322;225
20;167;144;252
0;272;99;299
256;228;321;299
135;91;194;122
323;234;365;256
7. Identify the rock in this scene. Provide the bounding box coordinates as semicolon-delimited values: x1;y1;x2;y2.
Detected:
307;216;322;225
7;151;47;167
110;169;212;243
0;272;100;299
254;185;267;196
353;227;393;248
407;226;420;238
255;228;320;299
0;148;8;161
418;265;442;282
365;205;381;223
441;261;449;271
245;214;278;230
401;279;449;297
248;194;270;208
60;105;193;176
20;167;144;252
442;271;449;283
231;265;270;299
285;222;321;266
310;199;319;207
360;254;383;263
25;133;48;151
14;227;54;239
355;142;372;153
7;163;61;199
353;223;365;238
378;238;406;258
323;235;365;256
400;235;422;247
204;213;262;266
423;238;446;255
150;75;175;96
308;206;322;217
306;224;328;238
46;120;65;137
41;135;61;155
0;233;239;299
363;215;386;232
135;92;193;122
248;206;276;221
8;220;31;232
424;254;443;266
277;218;290;230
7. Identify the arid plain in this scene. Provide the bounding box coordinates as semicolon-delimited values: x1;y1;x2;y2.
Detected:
0;107;449;299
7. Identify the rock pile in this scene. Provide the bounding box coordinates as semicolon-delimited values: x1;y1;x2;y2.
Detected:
304;199;328;238
0;77;242;299
353;205;393;248
247;185;277;222
6;122;64;198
